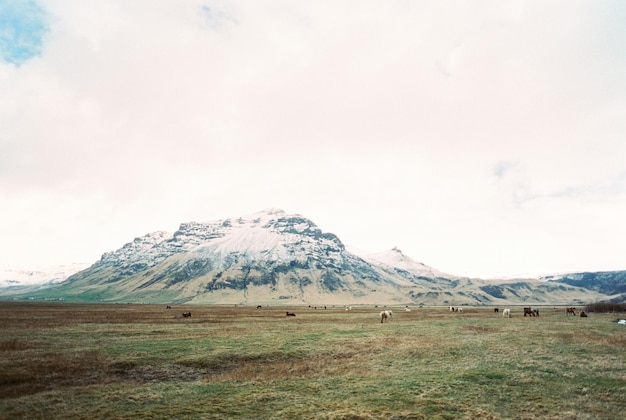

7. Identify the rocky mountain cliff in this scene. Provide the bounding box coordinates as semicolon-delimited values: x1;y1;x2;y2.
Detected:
0;209;616;305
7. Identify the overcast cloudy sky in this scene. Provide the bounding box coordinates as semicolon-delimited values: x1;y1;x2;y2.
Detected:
1;0;625;278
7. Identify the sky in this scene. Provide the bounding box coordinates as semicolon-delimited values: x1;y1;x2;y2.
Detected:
1;0;625;279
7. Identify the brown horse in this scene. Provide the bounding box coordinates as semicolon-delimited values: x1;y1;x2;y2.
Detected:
566;307;576;316
523;307;535;317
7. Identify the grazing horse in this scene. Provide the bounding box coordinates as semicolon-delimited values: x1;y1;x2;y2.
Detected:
580;311;588;318
256;305;262;309
494;308;499;313
566;307;576;316
380;310;393;323
523;307;535;317
502;308;511;318
285;311;296;317
532;308;539;316
182;312;192;318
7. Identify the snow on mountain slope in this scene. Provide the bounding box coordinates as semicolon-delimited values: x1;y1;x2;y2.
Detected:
360;247;450;278
192;209;342;261
95;208;345;272
0;263;90;287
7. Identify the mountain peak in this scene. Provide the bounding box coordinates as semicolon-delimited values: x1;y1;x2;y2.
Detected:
363;248;445;278
241;208;287;221
2;209;617;306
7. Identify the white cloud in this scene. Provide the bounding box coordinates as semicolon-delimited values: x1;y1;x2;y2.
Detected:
1;0;625;277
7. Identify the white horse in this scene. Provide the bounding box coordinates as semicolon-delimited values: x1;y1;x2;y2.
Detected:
502;308;511;318
380;310;393;323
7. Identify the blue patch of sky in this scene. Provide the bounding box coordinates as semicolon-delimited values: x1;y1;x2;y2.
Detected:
493;161;514;179
0;0;48;65
199;4;236;30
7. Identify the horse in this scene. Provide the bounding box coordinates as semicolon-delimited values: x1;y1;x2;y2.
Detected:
532;308;539;316
580;311;588;318
256;305;262;309
182;312;192;318
523;307;535;317
502;308;511;318
494;308;499;313
566;307;576;316
285;311;296;317
380;310;393;323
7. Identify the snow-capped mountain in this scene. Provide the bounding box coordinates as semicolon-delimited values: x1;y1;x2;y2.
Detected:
0;209;613;305
360;247;452;279
0;263;89;287
56;209;430;304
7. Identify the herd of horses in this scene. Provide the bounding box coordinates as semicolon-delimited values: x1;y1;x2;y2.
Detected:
372;306;585;320
166;305;590;321
499;306;588;318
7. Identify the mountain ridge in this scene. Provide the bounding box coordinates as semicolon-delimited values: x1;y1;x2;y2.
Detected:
0;209;621;305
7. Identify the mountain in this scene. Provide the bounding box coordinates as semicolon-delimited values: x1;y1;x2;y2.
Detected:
361;247;452;279
0;263;89;287
33;209;443;305
0;209;613;305
542;271;626;303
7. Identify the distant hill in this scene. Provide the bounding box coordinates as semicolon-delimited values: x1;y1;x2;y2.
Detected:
0;263;89;287
542;271;626;303
0;209;615;305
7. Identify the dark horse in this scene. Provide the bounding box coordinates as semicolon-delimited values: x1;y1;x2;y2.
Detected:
566;307;576;316
523;307;536;317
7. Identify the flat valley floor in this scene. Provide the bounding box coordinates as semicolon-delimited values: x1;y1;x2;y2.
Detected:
1;303;625;419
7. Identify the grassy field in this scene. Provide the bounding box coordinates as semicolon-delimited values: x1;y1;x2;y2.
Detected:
0;302;624;419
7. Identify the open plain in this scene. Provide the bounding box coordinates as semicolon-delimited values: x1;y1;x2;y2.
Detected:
1;302;624;419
